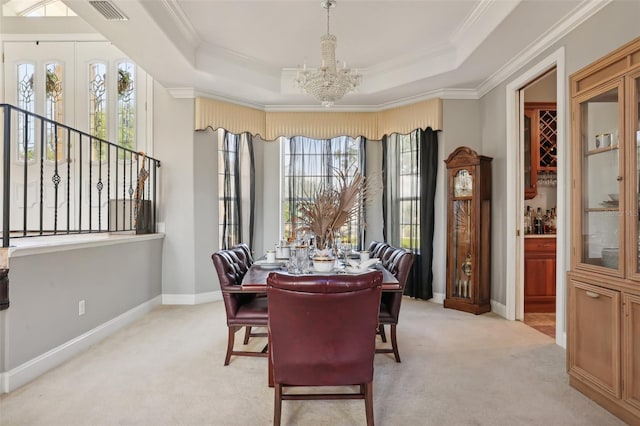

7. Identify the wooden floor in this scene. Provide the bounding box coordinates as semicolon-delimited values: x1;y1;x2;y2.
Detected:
523;313;555;339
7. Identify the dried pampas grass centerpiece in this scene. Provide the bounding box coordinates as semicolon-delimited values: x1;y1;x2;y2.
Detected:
296;166;380;253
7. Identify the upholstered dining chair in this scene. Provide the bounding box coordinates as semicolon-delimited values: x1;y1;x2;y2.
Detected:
211;249;268;365
368;241;414;363
230;244;267;345
267;271;383;426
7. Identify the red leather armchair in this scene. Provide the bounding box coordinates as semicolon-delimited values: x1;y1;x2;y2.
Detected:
211;249;268;365
368;241;415;362
267;271;383;426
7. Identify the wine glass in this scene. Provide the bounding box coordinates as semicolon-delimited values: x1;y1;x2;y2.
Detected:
342;242;352;262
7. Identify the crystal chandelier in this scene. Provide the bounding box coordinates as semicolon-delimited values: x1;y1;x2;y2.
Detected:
295;0;361;107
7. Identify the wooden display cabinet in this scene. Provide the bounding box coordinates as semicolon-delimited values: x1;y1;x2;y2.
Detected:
568;35;640;424
444;146;492;315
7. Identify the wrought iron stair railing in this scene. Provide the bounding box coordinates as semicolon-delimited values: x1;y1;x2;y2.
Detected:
1;103;161;248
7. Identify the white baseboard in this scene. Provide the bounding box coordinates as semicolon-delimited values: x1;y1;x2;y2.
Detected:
491;300;507;318
431;292;445;304
1;295;162;394
429;294;507;319
557;332;567;349
162;291;222;305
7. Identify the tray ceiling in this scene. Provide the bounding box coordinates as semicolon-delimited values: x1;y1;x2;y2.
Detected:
17;0;607;109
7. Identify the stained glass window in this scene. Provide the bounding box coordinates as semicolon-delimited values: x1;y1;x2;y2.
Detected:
17;63;35;161
117;62;135;157
45;62;64;161
89;62;107;161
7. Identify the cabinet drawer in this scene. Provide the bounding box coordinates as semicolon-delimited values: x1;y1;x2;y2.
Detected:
524;238;556;254
568;279;621;398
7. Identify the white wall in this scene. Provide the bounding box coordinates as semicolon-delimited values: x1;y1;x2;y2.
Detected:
194;128;218;294
153;84;196;298
439;100;482;300
364;140;384;245
2;237;163;392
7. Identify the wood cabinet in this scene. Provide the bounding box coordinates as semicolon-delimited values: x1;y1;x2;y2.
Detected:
568;35;640;424
524;237;556;313
524;102;557;199
444;146;492;315
568;278;620;398
623;293;640;411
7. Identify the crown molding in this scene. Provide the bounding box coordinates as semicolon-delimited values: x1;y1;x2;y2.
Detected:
167;88;197;99
476;0;611;98
160;0;201;47
0;32;106;41
451;0;521;63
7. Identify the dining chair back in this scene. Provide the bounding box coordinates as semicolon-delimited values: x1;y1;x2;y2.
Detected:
368;241;414;362
267;271;383;426
212;249;268;365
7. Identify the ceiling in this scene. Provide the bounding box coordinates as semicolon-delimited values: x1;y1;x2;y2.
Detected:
11;0;607;109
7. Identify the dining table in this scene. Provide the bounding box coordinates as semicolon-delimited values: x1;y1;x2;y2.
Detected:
241;262;401;292
240;260;400;387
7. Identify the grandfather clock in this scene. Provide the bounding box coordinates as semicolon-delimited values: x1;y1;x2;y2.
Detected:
444;146;492;314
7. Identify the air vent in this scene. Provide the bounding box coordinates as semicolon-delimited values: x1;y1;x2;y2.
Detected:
89;1;128;21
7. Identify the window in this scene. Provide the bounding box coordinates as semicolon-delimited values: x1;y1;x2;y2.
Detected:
17;63;36;161
88;62;107;161
218;132;241;248
395;132;420;249
282;135;365;247
3;0;77;17
45;62;64;161
117;62;136;156
218;131;255;249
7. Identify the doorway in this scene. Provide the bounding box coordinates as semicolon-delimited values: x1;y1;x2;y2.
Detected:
521;69;557;339
505;47;566;348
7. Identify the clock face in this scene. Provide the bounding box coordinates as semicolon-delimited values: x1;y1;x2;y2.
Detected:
453;169;472;197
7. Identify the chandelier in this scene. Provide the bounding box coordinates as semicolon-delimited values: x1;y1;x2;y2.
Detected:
295;0;361;107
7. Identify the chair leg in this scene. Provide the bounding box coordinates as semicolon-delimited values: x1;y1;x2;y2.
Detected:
243;326;251;345
390;324;401;363
378;324;387;343
364;381;374;426
274;383;282;426
224;326;237;366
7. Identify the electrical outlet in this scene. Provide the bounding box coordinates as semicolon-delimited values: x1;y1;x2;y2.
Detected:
78;300;85;316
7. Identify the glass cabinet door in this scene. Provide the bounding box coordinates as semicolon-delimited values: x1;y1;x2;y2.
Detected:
576;80;623;272
452;198;473;299
451;167;473;299
631;72;640;276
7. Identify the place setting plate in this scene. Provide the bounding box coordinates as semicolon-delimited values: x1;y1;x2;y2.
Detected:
254;260;285;269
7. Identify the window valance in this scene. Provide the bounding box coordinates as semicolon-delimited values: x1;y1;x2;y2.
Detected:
194;98;442;140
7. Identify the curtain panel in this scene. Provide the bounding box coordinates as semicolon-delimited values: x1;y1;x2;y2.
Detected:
382;128;438;300
220;130;255;249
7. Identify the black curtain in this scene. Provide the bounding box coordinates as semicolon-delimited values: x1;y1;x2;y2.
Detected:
220;130;255;249
382;128;438;300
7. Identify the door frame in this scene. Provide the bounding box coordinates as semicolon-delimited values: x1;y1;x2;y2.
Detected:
505;47;567;347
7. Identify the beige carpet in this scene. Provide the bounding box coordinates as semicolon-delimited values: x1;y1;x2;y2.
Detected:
0;299;626;426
